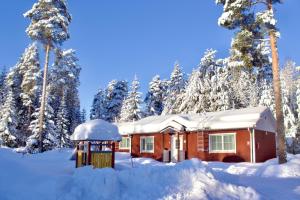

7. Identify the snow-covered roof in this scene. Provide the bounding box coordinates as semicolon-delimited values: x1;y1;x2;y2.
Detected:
71;119;122;141
117;107;276;135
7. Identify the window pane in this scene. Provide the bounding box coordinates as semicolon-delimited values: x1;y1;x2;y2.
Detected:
210;136;215;150
120;138;130;148
223;135;235;151
216;135;222;150
141;138;145;151
210;135;222;151
147;143;153;151
223;135;233;143
216;135;222;143
147;137;154;151
127;138;130;147
224;142;233;150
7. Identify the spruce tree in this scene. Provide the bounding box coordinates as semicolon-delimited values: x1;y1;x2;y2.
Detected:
211;59;233;111
0;66;23;145
26;89;58;153
176;68;208;114
19;43;42;140
90;89;106;120
105;80;128;122
144;75;165;116
162;62;186;115
24;0;72;152
0;89;18;147
199;49;219;112
120;75;143;122
56;92;71;148
50;49;81;134
0;67;7;107
258;64;275;113
80;109;87;123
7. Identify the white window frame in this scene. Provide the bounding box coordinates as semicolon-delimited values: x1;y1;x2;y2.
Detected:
119;137;131;150
140;136;155;153
209;133;236;153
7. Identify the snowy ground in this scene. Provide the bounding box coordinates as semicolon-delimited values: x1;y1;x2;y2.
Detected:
0;148;299;200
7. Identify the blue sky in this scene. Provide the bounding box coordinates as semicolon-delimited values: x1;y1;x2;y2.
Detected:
0;0;299;113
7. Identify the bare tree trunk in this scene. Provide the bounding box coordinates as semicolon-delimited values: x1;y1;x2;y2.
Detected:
38;44;51;153
268;1;287;164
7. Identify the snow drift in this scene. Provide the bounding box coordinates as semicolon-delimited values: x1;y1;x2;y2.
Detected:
61;159;258;200
0;148;299;200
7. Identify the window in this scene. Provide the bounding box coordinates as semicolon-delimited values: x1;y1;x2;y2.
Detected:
140;136;154;153
119;137;131;150
209;133;236;153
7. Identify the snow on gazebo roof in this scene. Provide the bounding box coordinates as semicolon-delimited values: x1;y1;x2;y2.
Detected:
71;119;122;141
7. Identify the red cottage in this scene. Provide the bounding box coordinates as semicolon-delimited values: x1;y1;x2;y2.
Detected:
116;107;277;163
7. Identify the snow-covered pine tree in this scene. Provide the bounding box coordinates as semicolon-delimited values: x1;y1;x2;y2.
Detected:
296;81;300;123
215;0;287;164
0;66;7;107
120;75;143;122
199;49;218;77
280;61;298;144
0;44;43;146
0;65;23;146
281;74;297;138
162;62;186;115
200;49;221;112
56;92;71;148
216;0;271;69
80;109;87;123
90;89;107;120
0;89;18;147
24;0;72;152
176;69;206;114
18;43;42;140
105;80;128;122
258;64;275;113
229;66;257;109
144;75;165;116
212;58;233;111
26;90;58;153
50;49;81;134
294;79;300;154
19;43;41;115
281;60;298;113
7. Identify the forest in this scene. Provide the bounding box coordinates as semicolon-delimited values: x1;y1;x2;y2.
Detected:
0;0;299;156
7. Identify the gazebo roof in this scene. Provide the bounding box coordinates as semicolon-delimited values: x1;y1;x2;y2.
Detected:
71;119;122;141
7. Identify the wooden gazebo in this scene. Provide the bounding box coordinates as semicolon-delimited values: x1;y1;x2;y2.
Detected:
71;119;121;169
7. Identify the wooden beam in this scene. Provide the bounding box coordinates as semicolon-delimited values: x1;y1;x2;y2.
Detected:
75;142;79;168
112;142;115;168
177;132;180;162
88;142;91;165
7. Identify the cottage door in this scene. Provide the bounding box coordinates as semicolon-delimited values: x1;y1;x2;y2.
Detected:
171;134;183;162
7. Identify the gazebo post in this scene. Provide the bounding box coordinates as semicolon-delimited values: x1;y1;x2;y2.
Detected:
112;142;115;168
75;142;79;168
87;141;91;165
